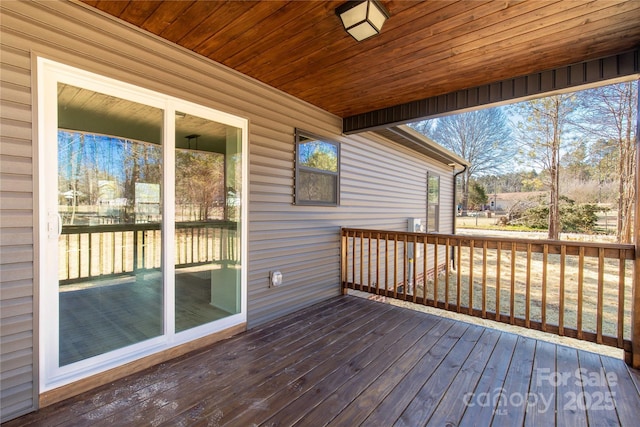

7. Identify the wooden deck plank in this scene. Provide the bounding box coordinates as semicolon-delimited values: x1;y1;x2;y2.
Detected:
457;332;519;426
577;350;621;425
360;321;470;426
168;303;419;426
600;355;640;426
107;299;392;426
489;335;537;425
325;319;457;427
396;325;495;426
299;317;452;427
11;296;355;426
254;313;444;426
556;345;589;425
29;297;368;427
524;340;557;426
6;296;639;427
628;364;640;395
423;327;502;426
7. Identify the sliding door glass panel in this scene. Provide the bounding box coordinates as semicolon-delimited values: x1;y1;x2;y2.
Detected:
175;112;242;332
57;83;163;366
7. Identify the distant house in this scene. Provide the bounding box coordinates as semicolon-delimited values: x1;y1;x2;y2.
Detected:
492;191;547;212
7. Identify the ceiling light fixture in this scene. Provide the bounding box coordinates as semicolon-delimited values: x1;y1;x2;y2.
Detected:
186;134;200;150
336;0;389;42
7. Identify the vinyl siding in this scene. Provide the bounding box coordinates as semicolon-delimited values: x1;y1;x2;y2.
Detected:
0;20;36;421
0;0;453;421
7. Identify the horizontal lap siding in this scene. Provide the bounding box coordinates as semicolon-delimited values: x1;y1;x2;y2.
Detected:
0;1;454;421
339;133;454;294
0;31;36;422
248;130;454;325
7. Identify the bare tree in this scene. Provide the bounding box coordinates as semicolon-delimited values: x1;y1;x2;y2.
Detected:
578;81;637;243
513;94;577;239
410;107;513;212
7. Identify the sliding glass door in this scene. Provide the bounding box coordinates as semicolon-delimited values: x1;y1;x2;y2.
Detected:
174;113;242;332
39;58;247;391
57;87;164;366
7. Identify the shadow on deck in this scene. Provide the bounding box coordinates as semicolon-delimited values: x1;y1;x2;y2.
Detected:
7;295;640;426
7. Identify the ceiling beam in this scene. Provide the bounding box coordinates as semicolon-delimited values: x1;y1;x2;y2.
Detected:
343;48;640;134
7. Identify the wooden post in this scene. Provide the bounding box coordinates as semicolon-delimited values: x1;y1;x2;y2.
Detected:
629;80;640;368
341;229;348;295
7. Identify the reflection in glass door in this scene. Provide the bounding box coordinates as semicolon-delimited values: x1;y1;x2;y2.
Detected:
40;58;247;391
174;113;242;332
57;84;164;366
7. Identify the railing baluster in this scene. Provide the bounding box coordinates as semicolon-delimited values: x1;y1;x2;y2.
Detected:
495;242;501;321
341;230;345;288
385;233;389;293
152;229;156;268
198;226;202;263
80;233;85;278
85;232;91;278
423;235;428;305
597;247;605;344
412;234;418;303
205;226;210;262
112;231;123;274
359;232;364;291
110;231;115;273
103;231;107;274
482;240;487;318
351;230;356;289
132;230;136;271
376;232;381;295
468;240;474;315
99;232;104;276
403;234;408;299
144;230;149;269
187;228;192;264
526;243;531;328
65;234;70;280
445;237;450;310
393;233;398;298
102;232;110;275
618;251;625;347
344;230;350;287
124;231;128;272
510;242;516;325
541;244;548;331
433;238;439;308
218;227;222;261
366;232;371;292
150;230;155;268
456;241;462;313
559;244;566;336
577;246;584;340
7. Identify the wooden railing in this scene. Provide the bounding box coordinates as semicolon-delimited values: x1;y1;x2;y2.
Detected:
342;228;636;358
60;221;238;284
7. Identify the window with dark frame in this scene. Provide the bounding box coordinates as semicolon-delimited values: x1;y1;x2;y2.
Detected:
426;172;440;232
294;130;340;206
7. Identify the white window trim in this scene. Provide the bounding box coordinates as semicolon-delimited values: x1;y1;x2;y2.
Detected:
37;57;248;392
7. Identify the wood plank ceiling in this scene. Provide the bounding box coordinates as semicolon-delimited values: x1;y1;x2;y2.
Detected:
81;1;640;120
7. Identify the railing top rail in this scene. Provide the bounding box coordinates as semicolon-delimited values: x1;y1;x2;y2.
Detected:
62;220;238;234
341;227;635;256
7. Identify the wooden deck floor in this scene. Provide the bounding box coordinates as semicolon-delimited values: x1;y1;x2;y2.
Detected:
7;296;640;426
